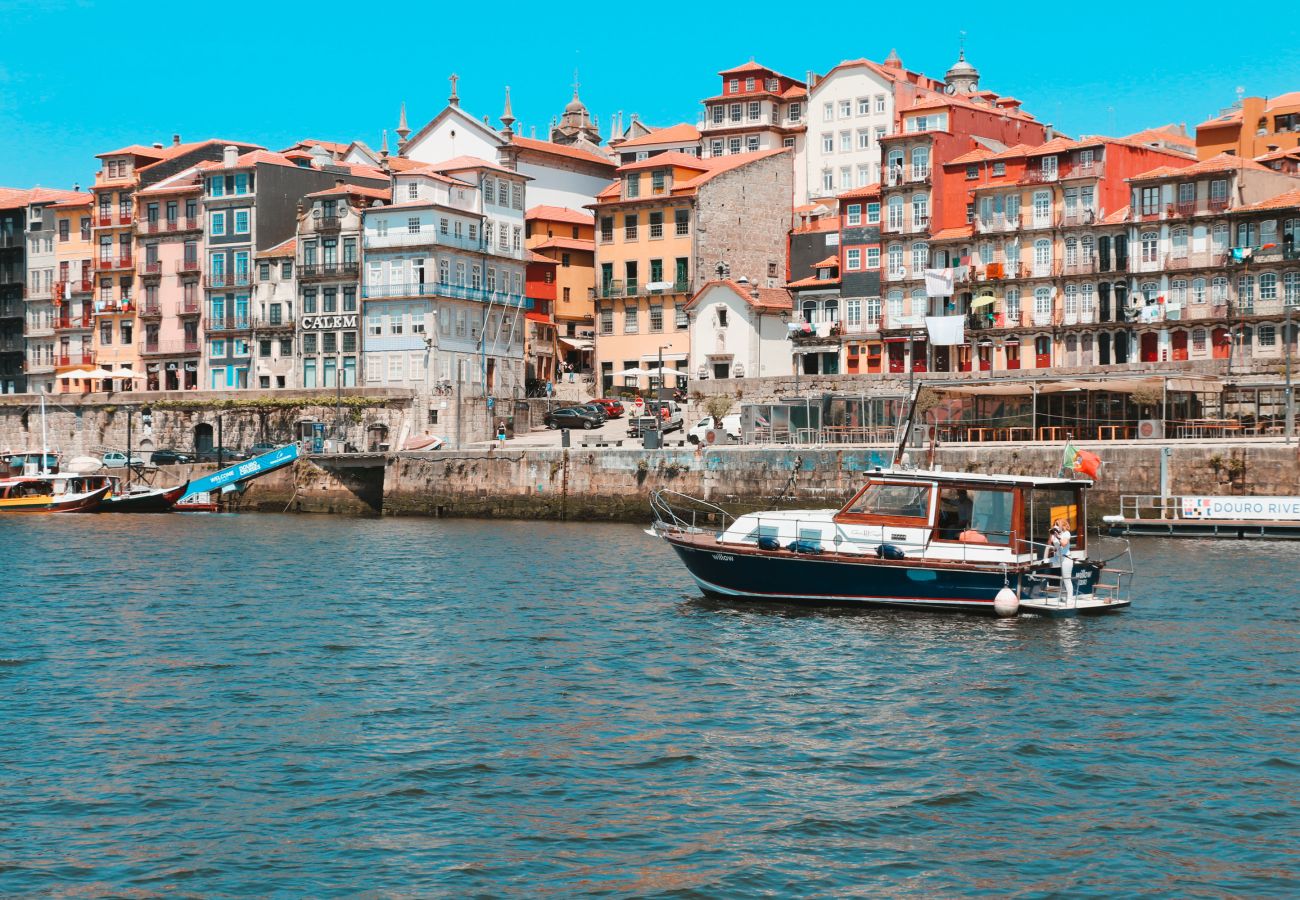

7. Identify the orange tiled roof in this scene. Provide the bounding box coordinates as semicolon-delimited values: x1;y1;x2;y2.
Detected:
1101;205;1131;225
94;143;172;160
505;135;615;167
1125;124;1195;150
0;186;87;209
786;274;840;288
1197;92;1300;128
527;204;595;225
47;192;95;209
673;148;790;191
532;236;595;253
304;183;392;201
1256;146;1300;163
816;57;943;93
1236;187;1300;212
616;123;701;149
527;250;557;265
617;150;710;173
781;85;808;100
1129;152;1275;182
687;278;793;311
812;254;839;268
717;61;803;84
931;226;974;241
792;218;840;234
255;237;296;259
903;93;1037;122
838;182;881;199
431;154;519;175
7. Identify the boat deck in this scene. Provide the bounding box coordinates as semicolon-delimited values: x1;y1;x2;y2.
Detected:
1106;518;1300;539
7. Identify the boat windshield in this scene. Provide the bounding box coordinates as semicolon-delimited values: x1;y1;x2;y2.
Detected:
934;486;1014;545
840;482;931;519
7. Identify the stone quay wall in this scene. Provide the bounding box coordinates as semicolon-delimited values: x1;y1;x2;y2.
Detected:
231;441;1300;523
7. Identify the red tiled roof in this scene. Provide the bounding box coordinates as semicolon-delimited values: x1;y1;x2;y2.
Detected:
947;147;997;166
812;255;839;268
95;144;171;160
1129;152;1275;182
431;155;519;175
1197;92;1300;128
903;93;1037;122
1101;205;1130;225
617;150;709;173
1236;187;1300;212
792;218;840;234
505;135;615;167
1125;125;1195;150
1256;146;1300;163
47;192;94;209
527;204;594;225
838;182;881;199
616;123;701;149
527;251;557;265
687;279;793;312
717;61;803;85
816;57;943;92
781;85;808;100
0;186;87;209
532;236;595;252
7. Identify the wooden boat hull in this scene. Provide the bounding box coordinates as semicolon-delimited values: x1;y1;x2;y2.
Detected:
100;482;188;513
0;484;109;513
662;532;1119;615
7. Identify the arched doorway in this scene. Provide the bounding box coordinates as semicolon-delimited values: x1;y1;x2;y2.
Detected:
194;422;214;454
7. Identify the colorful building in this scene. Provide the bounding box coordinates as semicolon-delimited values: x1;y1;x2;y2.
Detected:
50;194;96;392
1197;92;1300;161
526;205;597;375
590;148;793;392
699;62;806;200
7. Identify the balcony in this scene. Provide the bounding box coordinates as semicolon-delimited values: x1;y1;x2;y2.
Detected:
1032;312;1054;327
119;211;133;225
55;310;94;329
137;216;201;235
363;229;483;253
96;255;132;271
204;272;252;289
26;285;52;300
179;299;201;315
1059;209;1097;228
56;279;95;296
0;232;21;248
1062;259;1097;275
1062;162;1105;180
1165;251;1227;270
298;261;360;281
205;316;252;333
27;359;55;374
142;261;164;278
139;339;201;356
361;280;532;308
908;167;930;183
1208;196;1231;212
57;353;93;367
1022;168;1059;184
250;316;295;332
317;214;341;231
94;300;134;315
1174;201;1197;218
138;302;163;318
178;258;201;274
976;214;1019;234
885;267;910;282
96;214;113;228
25;323;54;338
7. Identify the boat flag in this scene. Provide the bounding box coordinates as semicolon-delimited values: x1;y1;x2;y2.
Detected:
1063;441;1101;480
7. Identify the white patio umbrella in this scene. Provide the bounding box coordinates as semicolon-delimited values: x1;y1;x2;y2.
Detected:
113;369;145;379
55;369;95;380
79;368;117;378
644;367;685;380
615;367;652;377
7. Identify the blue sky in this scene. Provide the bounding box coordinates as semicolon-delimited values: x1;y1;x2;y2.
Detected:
2;0;1297;188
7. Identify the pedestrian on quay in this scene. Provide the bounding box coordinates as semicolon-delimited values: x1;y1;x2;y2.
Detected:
497;420;508;446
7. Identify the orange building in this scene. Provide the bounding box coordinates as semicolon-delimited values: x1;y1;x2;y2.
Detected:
50;194;96;391
1196;92;1300;160
526;205;597;375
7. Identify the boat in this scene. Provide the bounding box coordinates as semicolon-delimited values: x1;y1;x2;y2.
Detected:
100;477;189;513
649;469;1134;616
1104;493;1300;539
175;490;219;513
0;474;110;513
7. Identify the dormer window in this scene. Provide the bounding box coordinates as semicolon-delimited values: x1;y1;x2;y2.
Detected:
744;77;755;92
625;174;640;199
728;78;739;93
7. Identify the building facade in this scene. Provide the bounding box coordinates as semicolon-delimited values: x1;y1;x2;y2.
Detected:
51;194;96;392
699;62;807;201
135;167;203;391
686;279;792;380
1197;92;1300;160
526;204;597;373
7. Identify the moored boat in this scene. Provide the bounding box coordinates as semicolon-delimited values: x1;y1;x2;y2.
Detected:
100;478;189;513
0;475;110;513
650;469;1133;616
1105;493;1300;539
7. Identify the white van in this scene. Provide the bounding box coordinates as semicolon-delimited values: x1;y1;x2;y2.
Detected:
687;414;741;445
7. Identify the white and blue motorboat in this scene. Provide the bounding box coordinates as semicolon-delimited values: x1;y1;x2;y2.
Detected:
650;469;1133;616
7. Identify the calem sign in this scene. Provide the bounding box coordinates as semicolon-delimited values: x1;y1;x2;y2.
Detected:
301;314;358;330
1181;496;1300;521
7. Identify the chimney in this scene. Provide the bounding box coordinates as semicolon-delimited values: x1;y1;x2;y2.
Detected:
172;134;181;145
223;145;239;167
73;183;80;192
152;142;163;149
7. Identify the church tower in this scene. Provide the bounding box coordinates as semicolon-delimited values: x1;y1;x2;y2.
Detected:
550;73;603;147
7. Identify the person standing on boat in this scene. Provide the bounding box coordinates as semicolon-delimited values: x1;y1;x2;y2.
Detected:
1046;518;1074;603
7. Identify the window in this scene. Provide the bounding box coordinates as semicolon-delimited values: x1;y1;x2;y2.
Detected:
1140;231;1159;263
866;202;880;224
846;248;861;270
992;162;1006;177
234;210;249;234
839;99;851;118
1260;272;1278;301
1170;279;1187;306
857;97;870;116
747;135;759;152
911;242;929;271
729;78;739;93
624;214;638;240
747;101;760;121
623;305;638;333
841;168;852;189
887;196;904;230
846;204;862;226
875;95;886;113
210;211;226;236
1191;277;1206;304
1260;324;1276;347
1032;191;1051;224
887;243;904;276
866;247;880;269
840;132;852;152
822;133;834;153
1210;179;1228;203
1034;287;1053;320
675;208;690;236
649;305;663;332
649;211;663;239
823;101;833;122
729;103;741;123
711;105;724;125
1212;276;1228;304
1004;288;1021;321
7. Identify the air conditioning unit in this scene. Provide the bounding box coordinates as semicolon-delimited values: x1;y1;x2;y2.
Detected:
1137;419;1163;440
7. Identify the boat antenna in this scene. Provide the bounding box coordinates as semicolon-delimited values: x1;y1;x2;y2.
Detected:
891;381;922;468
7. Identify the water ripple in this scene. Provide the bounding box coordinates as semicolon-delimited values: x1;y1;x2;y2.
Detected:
0;517;1297;897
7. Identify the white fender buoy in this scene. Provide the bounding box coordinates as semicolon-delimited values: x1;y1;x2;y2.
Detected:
993;587;1020;617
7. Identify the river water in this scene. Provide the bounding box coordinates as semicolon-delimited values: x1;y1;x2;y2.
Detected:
1;514;1297;898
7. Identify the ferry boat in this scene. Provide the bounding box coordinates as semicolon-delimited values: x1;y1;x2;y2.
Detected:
0;474;110;513
650;469;1133;616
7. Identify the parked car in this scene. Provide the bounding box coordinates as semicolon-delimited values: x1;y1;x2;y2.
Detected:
588;398;625;419
148;448;193;466
102;451;148;469
687;414;742;445
627;405;685;437
576;403;608;422
195;446;249;463
544;407;603;430
248;442;279;456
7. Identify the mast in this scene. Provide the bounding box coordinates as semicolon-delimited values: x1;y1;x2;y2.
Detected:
40;394;49;474
891;381;922;468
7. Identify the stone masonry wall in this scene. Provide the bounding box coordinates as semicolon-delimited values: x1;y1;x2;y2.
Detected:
696;151;794;290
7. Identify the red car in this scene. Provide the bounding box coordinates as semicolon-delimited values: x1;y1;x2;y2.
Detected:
588;398;626;419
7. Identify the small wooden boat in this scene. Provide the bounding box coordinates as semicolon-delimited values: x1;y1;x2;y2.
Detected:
0;475;110;513
100;478;189;513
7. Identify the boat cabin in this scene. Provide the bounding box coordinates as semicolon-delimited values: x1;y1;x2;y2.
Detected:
0;474;109;500
718;470;1088;564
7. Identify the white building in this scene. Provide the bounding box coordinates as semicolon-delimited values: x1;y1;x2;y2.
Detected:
361;159;528;399
250;238;298;389
802;53;944;204
686;279;792;380
24;196;60;393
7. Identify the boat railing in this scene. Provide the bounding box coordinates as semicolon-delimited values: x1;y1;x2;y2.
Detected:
1022;538;1134;608
1116;494;1183;521
649;489;737;535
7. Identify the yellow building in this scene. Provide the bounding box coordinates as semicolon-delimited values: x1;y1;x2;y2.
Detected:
526;205;596;373
50;194;96;391
589;148;792;394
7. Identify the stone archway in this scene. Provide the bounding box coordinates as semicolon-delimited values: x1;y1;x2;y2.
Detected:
194;422;214;454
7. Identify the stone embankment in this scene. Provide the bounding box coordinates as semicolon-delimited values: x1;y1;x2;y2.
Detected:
216;441;1300;523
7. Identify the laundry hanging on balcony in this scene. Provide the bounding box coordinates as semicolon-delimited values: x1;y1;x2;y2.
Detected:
924;315;966;346
923;268;954;298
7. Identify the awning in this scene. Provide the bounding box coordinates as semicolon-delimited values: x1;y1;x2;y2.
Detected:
939;382;1034;396
558;337;593;350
